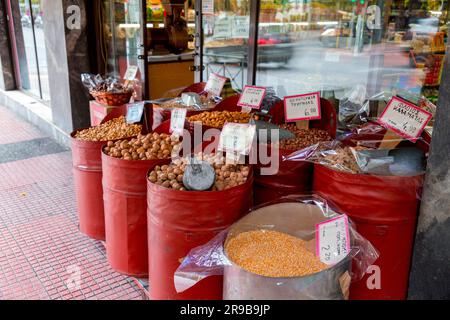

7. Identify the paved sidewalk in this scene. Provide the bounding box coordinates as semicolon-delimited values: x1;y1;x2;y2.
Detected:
0;106;145;300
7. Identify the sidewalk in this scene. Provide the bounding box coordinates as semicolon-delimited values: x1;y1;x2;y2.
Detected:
0;105;145;300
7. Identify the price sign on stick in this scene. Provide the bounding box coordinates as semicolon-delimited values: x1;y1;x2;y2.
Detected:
237;86;266;110
284;92;321;122
126;102;145;124
204;73;227;97
316;215;351;265
218;123;256;155
170;108;187;135
124;65;139;81
378;96;432;145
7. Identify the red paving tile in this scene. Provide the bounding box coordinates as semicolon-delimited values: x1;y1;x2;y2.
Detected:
0;107;145;300
0;106;45;144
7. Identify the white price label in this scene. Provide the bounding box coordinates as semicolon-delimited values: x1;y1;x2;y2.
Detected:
316;215;351;265
124;65;139;81
232;16;250;38
202;0;214;15
205;73;227;97
218;123;256;155
284;92;321;122
237;86;266;110
170;108;187;135
378;96;432;142
213;17;232;39
126;102;145;124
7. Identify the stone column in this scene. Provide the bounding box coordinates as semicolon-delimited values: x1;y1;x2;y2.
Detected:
0;0;17;90
408;52;450;299
41;0;91;133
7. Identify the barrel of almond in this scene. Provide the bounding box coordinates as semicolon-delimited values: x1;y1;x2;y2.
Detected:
147;163;253;300
70;131;106;240
223;202;351;300
253;98;337;206
313;164;424;300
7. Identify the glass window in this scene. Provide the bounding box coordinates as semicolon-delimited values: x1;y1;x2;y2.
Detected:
202;0;251;91
255;0;449;108
13;0;50;102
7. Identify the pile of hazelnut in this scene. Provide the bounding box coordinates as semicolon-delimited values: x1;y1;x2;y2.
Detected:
148;153;250;191
105;132;181;160
75;116;142;142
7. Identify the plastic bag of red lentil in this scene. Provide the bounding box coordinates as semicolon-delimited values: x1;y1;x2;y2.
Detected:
174;195;379;299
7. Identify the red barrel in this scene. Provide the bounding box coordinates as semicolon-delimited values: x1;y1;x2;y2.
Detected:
147;166;253;300
102;150;170;277
313;164;424;300
70;130;106;240
254;98;337;206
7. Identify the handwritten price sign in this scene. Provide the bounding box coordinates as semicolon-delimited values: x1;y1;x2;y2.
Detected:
126;102;145;124
204;73;227;97
378;96;432;142
218;122;256;155
316;215;351;265
170;108;187;135
237;86;266;110
284;92;321;122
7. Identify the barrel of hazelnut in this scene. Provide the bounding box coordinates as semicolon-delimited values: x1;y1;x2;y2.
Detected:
104;132;181;161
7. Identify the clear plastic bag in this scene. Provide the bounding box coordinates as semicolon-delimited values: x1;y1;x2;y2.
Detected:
174;195;379;300
80;73;134;93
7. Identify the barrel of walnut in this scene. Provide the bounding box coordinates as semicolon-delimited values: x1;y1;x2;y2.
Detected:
146;166;253;300
253;98;337;206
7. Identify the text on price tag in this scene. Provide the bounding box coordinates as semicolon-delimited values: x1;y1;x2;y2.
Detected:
316;215;350;265
284;92;321;122
237;86;266;110
218;123;256;155
126;102;145;124
378;96;432;142
170;108;187;135
124;65;139;81
204;73;227;97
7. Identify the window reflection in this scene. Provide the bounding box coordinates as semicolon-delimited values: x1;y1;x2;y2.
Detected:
255;0;448;108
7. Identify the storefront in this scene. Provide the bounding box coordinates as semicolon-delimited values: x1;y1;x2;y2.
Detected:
1;0;449;301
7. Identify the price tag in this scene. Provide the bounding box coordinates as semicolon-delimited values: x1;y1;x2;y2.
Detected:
284;92;321;122
202;0;214;15
316;215;351;265
126;102;145;124
218;123;256;155
213;17;232;39
170;108;187;135
237;86;266;110
204;73;227;97
124;65;139;81
232;16;250;38
378;96;432;142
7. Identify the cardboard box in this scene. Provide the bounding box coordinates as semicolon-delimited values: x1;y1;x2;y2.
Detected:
89;100;122;126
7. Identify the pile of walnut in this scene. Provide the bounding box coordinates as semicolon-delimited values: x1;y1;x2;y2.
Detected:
105;132;181;160
277;125;332;150
148;153;250;191
75;116;142;142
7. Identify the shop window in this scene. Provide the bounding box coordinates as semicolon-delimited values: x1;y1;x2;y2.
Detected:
255;0;448;109
202;0;251;91
11;0;50;102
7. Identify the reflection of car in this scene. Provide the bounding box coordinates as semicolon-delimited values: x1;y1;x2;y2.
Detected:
257;33;294;64
319;22;371;48
409;17;440;34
